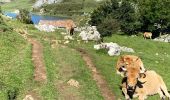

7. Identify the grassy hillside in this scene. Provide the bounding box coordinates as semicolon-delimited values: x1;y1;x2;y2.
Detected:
0;27;33;99
1;18;103;99
66;34;170;99
17;20;170;99
39;0;105;16
1;0;34;11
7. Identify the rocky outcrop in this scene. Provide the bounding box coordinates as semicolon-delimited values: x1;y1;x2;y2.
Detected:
33;0;63;8
153;34;170;43
94;42;134;56
79;26;101;42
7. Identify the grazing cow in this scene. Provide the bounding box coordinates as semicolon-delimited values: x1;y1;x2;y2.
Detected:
66;24;74;36
121;65;170;100
65;20;75;36
116;55;145;77
143;32;152;39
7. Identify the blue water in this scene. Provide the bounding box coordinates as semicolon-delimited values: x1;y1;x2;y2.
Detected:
3;12;67;24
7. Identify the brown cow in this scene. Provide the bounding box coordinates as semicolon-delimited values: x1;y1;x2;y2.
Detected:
143;32;152;39
116;55;145;77
121;63;170;100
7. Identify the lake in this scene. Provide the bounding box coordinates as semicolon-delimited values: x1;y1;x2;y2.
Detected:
3;12;67;24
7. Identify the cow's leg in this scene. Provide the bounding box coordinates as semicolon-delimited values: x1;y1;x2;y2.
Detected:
121;83;130;100
138;94;145;100
160;85;170;99
158;88;165;100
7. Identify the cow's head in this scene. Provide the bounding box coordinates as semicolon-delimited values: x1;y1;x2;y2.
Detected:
125;67;140;90
125;59;145;91
116;55;140;76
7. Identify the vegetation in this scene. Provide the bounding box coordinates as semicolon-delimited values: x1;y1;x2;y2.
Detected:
40;0;105;16
0;15;12;32
89;0;170;36
1;0;170;100
0;18;103;99
1;0;34;11
17;9;33;24
0;6;2;13
66;33;170;100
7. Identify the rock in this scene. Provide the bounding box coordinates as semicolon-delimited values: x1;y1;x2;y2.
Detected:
64;40;69;44
23;95;34;100
94;42;134;56
33;0;63;8
121;46;134;53
60;32;67;35
153;34;170;43
79;26;101;42
35;24;56;32
67;79;80;88
64;35;74;40
155;53;159;56
108;48;121;56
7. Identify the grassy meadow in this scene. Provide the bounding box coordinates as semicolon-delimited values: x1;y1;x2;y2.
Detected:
0;19;104;99
66;33;170;100
1;0;34;11
1;0;170;99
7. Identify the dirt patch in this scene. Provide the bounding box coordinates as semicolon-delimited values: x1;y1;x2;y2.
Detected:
28;38;47;82
16;29;47;82
76;48;115;100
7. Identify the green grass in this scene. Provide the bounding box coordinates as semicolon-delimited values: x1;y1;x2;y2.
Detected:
0;31;34;99
28;28;103;100
66;34;170;100
3;14;170;99
1;0;34;11
2;19;103;99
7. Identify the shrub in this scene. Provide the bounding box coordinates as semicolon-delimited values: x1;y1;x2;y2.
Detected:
0;6;2;14
17;9;33;24
0;15;12;32
97;16;120;37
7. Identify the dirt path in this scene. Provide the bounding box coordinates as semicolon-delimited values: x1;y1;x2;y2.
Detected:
28;38;47;82
76;48;115;100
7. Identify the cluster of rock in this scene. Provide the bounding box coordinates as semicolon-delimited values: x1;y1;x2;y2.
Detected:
94;42;134;56
34;24;56;32
33;0;63;8
78;26;101;42
153;34;170;43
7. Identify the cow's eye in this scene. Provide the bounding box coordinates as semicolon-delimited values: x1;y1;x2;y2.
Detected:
122;66;125;68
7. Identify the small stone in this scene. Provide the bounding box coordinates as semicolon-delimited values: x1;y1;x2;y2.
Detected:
23;95;34;100
67;79;80;88
155;53;159;56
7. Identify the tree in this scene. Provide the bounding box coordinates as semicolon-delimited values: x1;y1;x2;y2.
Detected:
97;16;120;37
17;9;33;24
137;0;170;36
0;6;2;14
89;0;120;36
117;0;142;34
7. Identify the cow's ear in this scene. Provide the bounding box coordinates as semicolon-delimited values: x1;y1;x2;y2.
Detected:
135;57;139;62
119;55;124;62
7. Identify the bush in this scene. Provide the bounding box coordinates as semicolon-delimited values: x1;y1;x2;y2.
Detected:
97;16;120;37
42;3;83;16
0;6;2;14
0;15;12;32
17;9;33;24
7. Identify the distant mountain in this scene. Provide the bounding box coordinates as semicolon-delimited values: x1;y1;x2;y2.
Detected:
33;0;63;8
